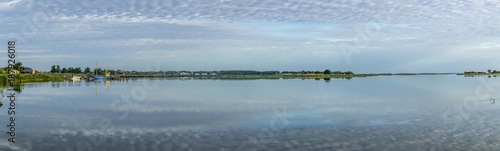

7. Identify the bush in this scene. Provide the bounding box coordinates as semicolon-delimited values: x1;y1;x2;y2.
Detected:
324;69;331;74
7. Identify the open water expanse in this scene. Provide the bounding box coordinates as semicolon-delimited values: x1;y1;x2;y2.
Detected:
1;75;500;150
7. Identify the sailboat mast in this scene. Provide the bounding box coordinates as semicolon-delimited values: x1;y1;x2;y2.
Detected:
94;60;98;75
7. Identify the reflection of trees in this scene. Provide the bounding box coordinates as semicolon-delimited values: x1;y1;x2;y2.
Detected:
0;83;22;94
0;84;5;98
51;82;61;88
12;84;22;93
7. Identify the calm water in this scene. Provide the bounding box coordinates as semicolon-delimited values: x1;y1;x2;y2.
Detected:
1;75;500;150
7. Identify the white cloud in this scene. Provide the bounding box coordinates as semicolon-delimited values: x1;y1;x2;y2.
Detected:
472;41;500;49
0;0;22;10
1;0;500;72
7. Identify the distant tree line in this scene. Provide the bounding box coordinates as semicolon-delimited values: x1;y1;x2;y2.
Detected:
219;70;280;75
45;66;354;76
464;69;500;74
282;69;353;75
216;70;353;75
323;69;354;75
50;65;92;74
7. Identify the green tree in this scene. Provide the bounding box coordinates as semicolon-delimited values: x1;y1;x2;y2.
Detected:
75;67;82;73
345;71;354;74
50;65;57;73
94;68;104;75
68;67;74;73
488;69;492;73
324;69;331;74
61;68;68;73
84;67;91;73
56;65;61;73
13;62;23;71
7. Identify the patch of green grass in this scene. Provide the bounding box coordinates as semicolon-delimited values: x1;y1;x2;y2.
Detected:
0;73;71;83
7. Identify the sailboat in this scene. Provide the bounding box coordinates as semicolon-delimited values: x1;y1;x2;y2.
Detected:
89;61;112;80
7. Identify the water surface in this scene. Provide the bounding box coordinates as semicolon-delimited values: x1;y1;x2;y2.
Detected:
1;75;500;150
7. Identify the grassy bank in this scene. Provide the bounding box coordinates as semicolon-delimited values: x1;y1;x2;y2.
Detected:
0;73;69;83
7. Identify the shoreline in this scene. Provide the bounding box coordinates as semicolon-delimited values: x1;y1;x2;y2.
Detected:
0;72;491;84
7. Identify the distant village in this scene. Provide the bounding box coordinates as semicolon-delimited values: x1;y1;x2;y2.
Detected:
111;70;353;76
4;63;356;76
9;67;352;77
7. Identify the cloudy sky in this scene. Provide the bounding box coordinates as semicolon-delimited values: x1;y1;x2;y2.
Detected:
1;0;500;73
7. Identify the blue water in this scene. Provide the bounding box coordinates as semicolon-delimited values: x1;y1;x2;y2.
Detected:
0;75;500;150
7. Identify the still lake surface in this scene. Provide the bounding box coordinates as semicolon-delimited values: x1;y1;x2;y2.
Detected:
1;75;500;150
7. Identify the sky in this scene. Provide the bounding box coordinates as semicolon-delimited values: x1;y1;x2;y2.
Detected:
1;0;500;73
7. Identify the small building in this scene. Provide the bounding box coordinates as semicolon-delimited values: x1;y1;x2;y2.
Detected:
179;71;191;75
9;69;19;74
21;67;40;74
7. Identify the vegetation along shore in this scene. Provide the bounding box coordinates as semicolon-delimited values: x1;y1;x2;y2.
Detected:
1;62;492;84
